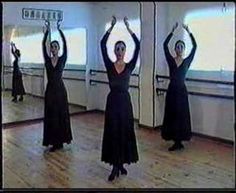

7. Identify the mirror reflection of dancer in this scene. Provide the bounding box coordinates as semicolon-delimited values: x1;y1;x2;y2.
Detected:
10;42;25;102
42;20;72;152
101;16;140;181
161;22;197;151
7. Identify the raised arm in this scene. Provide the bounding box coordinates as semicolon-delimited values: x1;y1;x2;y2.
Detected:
100;16;116;70
57;20;67;59
124;17;140;71
42;20;50;61
163;32;173;60
10;42;17;59
163;23;178;65
183;24;197;67
128;33;140;71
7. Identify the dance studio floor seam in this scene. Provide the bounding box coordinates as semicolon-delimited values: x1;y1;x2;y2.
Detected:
2;110;100;129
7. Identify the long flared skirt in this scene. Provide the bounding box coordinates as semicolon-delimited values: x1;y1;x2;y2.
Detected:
161;84;192;141
101;91;139;165
43;82;72;146
12;72;26;97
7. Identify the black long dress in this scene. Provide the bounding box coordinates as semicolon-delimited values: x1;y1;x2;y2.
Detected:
101;31;140;165
42;29;72;146
12;56;26;97
161;32;197;141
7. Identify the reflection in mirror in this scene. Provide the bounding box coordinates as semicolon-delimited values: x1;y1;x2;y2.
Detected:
2;25;87;125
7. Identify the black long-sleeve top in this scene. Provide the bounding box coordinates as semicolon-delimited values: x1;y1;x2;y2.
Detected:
163;32;197;85
100;30;140;92
42;29;67;84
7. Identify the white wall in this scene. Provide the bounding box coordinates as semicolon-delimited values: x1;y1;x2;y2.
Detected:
154;2;235;141
3;2;95;27
63;70;87;106
155;2;169;126
139;2;155;127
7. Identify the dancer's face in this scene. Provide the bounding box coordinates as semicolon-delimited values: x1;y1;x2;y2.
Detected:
50;42;60;56
175;41;185;56
114;42;126;60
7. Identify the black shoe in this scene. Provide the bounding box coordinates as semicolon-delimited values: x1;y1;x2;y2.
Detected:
12;97;17;102
108;167;119;181
179;143;184;149
57;143;63;149
119;165;128;175
168;142;184;151
49;144;63;152
19;96;23;101
49;146;58;152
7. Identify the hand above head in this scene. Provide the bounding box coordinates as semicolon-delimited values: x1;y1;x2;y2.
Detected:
111;15;117;27
10;42;15;46
57;19;62;30
124;16;129;29
124;16;134;35
171;22;178;33
45;20;50;30
182;23;190;33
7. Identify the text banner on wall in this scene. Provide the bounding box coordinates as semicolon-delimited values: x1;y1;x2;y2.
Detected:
22;8;63;21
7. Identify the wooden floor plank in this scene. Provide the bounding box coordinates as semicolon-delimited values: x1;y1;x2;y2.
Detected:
3;112;235;188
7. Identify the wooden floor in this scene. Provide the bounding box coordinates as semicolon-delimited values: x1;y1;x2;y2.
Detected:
2;91;86;124
3;112;235;188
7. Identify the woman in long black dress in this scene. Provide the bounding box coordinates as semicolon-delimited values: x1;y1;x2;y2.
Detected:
42;20;72;152
161;22;197;151
101;16;140;181
10;42;25;102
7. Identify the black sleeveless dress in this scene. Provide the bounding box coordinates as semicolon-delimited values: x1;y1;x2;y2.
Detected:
101;31;140;165
42;29;72;146
161;32;197;141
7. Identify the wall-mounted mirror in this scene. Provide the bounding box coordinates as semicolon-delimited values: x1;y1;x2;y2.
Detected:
2;24;88;125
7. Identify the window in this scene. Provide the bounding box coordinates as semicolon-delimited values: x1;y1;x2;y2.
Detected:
184;7;235;74
51;28;87;65
105;19;141;69
11;32;44;64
